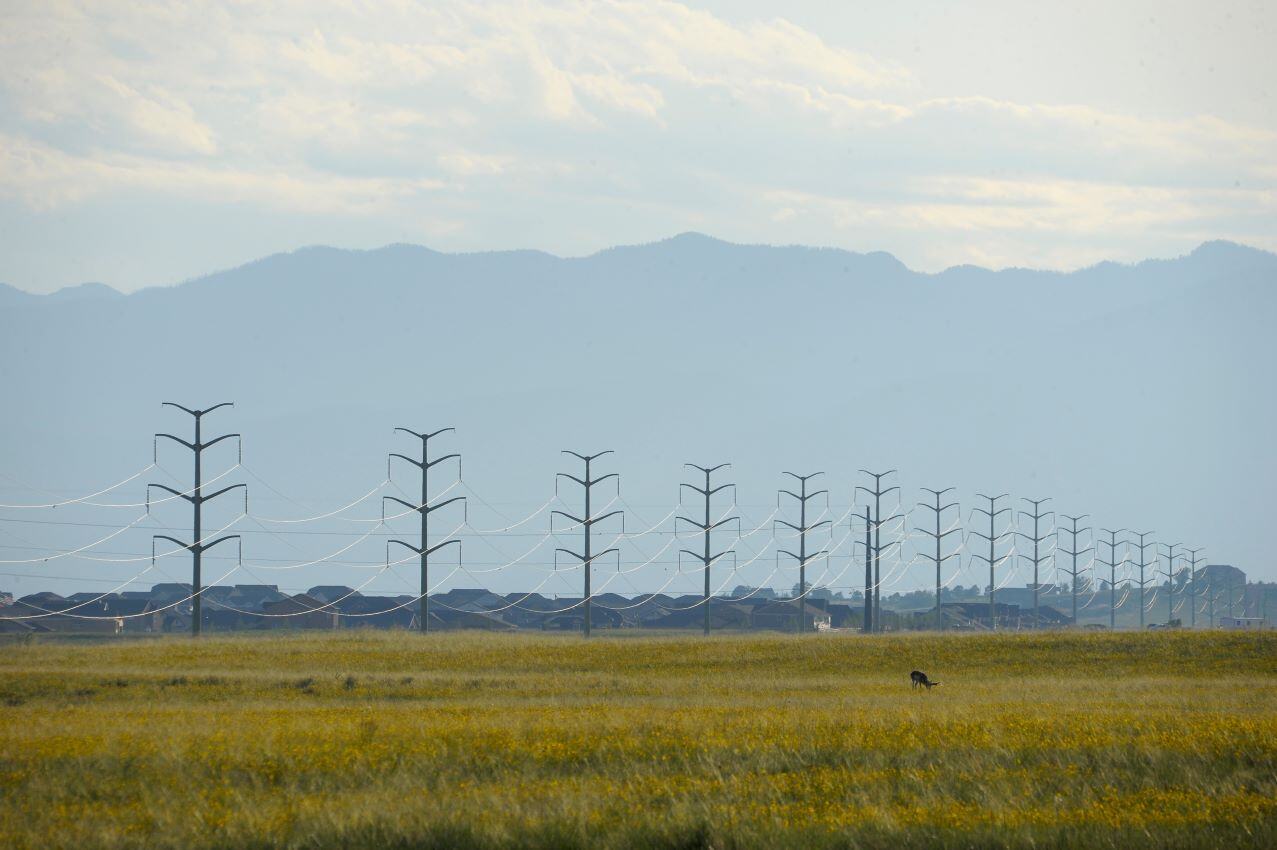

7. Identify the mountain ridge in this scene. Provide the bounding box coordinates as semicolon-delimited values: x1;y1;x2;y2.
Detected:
3;235;1273;298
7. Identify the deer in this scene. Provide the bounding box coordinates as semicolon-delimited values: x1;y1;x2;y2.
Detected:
910;670;941;690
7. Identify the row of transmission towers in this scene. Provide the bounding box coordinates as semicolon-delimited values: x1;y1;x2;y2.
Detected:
145;405;1218;637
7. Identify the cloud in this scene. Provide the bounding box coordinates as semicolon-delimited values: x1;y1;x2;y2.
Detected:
0;0;1273;283
0;133;445;215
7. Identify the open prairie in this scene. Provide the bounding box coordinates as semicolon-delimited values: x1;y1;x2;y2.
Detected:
1;630;1274;849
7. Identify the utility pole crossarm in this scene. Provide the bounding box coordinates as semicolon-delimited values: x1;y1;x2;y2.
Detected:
149;483;196;505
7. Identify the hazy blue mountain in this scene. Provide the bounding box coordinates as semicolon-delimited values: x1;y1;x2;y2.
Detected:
1;234;1273;595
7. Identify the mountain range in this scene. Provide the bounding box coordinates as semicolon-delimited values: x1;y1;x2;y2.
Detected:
1;234;1274;594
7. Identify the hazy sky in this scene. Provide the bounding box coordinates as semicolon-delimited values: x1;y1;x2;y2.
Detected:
1;0;1274;292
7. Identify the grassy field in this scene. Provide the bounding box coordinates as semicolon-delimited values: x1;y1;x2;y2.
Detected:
1;630;1274;849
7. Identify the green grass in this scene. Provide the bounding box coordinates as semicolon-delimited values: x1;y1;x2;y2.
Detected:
1;630;1275;849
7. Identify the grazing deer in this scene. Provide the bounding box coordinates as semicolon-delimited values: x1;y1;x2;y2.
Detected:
910;670;940;690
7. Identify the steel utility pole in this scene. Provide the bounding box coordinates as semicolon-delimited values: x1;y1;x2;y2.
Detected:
970;494;1013;630
383;428;466;633
149;402;245;637
1057;514;1092;628
856;470;901;633
677;464;738;636
916;488;961;631
777;472;831;634
861;506;873;633
1097;529;1126;630
1016;498;1054;628
1129;531;1156;628
1155;542;1182;626
553;451;623;638
1183;547;1205;628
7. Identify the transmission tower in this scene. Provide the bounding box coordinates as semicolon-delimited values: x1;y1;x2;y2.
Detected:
1129;530;1156;628
861;505;872;633
677;464;738;636
1097;528;1126;630
856;470;901;633
916;488;961;631
1155;542;1182;626
383;427;466;633
1182;547;1205;628
149;402;246;637
776;472;830;633
553;451;623;638
1016;498;1054;628
970;493;1013;630
1057;514;1092;627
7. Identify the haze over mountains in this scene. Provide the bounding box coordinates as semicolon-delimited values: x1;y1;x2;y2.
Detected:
2;234;1274;595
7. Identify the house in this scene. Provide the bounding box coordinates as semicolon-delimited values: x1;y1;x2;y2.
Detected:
1219;616;1265;630
262;594;338;629
432;588;509;613
935;601;1065;630
429;606;514;631
150;583;194;614
537;601;624;631
641;600;754;630
100;598;160;632
336;595;415;629
3;596;120;633
751;600;832;632
307;586;361;604
224;585;288;612
594;592;671;627
17;591;65;609
498;593;560;628
201;609;264;631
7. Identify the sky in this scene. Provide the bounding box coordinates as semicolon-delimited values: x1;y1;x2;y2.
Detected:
0;0;1274;293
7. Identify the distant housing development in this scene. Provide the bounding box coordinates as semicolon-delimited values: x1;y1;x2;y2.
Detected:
1;575;1270;635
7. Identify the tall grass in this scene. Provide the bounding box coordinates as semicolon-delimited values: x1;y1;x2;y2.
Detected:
2;630;1274;849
